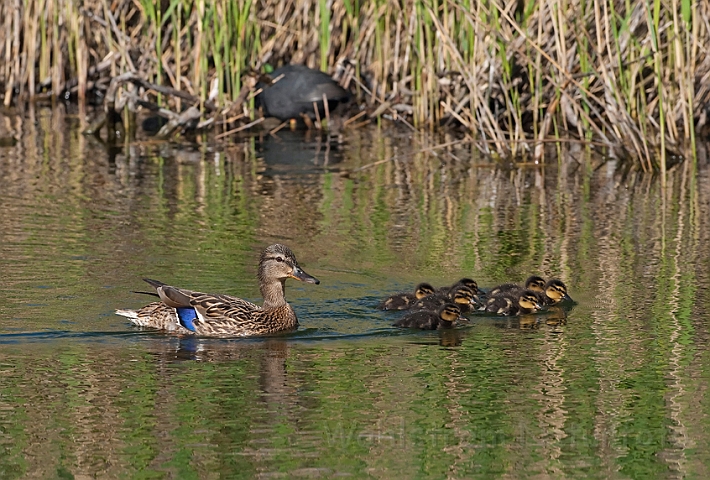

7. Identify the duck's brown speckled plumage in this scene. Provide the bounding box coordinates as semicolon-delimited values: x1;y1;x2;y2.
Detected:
115;244;319;337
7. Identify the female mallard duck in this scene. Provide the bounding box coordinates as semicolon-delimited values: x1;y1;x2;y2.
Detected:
484;289;543;316
393;303;462;330
411;284;478;313
115;244;320;337
377;282;436;310
542;279;573;305
487;275;546;297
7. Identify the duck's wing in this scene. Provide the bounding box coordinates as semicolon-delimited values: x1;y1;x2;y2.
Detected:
190;296;300;336
175;292;264;335
190;292;260;319
142;279;261;332
143;278;259;309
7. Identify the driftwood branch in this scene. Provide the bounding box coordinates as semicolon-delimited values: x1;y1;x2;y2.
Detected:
155;106;202;139
84;71;220;142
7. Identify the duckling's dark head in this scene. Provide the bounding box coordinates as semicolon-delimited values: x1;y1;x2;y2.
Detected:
518;290;543;311
439;303;462;324
451;285;476;306
258;244;320;285
544;279;571;303
525;276;546;292
452;277;479;294
415;283;436;299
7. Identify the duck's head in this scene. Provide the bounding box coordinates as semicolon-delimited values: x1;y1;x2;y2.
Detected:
544;279;571;304
258;244;320;284
451;285;476;306
438;303;462;324
414;283;436;299
518;290;543;311
525;276;546;292
452;277;479;294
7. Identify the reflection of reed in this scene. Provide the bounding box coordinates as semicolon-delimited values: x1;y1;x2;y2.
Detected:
532;322;569;472
138;337;298;474
440;335;473;479
663;160;694;477
587;166;639;468
6;349;132;478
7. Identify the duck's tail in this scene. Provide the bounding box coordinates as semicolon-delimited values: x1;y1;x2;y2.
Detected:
131;290;160;297
117;304;192;332
115;308;143;325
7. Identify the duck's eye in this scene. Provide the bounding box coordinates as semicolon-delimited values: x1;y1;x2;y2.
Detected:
275;257;284;263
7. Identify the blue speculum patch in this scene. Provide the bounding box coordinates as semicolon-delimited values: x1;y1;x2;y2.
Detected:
176;307;198;332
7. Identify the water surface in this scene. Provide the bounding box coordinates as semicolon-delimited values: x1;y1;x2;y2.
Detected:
1;107;710;478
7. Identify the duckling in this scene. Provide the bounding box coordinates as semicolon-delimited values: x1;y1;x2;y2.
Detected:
439;277;480;295
377;283;436;310
542;279;573;305
393;303;461;330
487;275;546;297
116;244;319;337
411;284;478;313
484;289;543;316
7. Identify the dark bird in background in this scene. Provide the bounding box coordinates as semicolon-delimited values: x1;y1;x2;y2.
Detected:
256;64;351;123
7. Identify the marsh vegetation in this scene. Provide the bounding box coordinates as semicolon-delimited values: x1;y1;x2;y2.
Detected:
1;0;707;172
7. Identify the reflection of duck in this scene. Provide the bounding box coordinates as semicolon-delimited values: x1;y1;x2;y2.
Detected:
393;303;461;330
488;275;546;297
544;305;569;327
378;283;436;310
116;244;319;336
439;329;465;347
518;314;540;330
258;130;345;171
411;284;477;313
484;289;543;316
256;65;351;122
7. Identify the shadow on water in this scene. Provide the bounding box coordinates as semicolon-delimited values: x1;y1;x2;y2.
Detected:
2;106;710;478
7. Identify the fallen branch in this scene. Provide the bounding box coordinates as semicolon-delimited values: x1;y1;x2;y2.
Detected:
84;71;219;142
